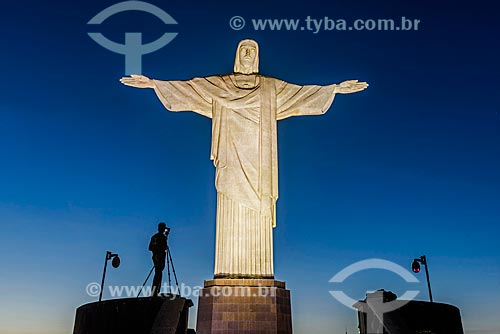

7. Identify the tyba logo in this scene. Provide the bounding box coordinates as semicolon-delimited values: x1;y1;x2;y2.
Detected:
87;1;178;74
329;258;421;334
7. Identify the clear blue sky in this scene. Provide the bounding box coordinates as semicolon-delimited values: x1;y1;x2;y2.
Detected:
1;0;499;333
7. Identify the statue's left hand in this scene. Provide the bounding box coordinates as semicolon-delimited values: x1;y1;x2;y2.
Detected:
119;74;155;88
335;80;369;94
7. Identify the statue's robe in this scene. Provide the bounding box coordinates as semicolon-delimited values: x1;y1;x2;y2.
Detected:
153;74;336;278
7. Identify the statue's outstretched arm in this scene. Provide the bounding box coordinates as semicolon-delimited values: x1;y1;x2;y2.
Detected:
332;80;369;94
120;74;155;89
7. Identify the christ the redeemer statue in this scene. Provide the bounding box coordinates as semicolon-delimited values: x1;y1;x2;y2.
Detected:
120;39;368;279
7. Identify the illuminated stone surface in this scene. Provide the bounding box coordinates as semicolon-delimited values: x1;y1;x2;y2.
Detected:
120;39;367;278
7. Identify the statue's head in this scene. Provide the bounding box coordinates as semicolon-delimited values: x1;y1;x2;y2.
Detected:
234;39;259;74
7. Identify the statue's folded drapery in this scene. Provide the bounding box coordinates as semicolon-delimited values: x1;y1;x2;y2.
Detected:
153;74;336;278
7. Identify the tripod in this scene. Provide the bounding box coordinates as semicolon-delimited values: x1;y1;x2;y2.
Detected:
137;246;180;297
165;246;180;294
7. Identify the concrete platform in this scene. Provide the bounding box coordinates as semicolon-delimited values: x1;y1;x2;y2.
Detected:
354;290;464;334
73;295;193;334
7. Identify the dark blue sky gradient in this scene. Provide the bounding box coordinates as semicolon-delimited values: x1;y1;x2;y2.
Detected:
1;0;499;333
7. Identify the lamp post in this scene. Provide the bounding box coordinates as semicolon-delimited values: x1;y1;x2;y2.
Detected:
99;251;120;302
411;255;433;302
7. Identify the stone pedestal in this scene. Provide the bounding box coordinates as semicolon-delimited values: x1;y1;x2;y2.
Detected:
196;279;292;334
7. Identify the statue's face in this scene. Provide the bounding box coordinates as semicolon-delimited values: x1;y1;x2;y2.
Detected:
239;43;257;68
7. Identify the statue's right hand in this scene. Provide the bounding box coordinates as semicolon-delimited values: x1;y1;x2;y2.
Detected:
119;74;154;88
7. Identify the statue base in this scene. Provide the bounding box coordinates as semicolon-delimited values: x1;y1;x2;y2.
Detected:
196;279;292;334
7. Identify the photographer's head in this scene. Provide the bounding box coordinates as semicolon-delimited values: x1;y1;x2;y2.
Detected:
158;222;167;233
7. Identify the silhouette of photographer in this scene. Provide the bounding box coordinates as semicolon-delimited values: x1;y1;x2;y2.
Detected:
148;222;170;296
